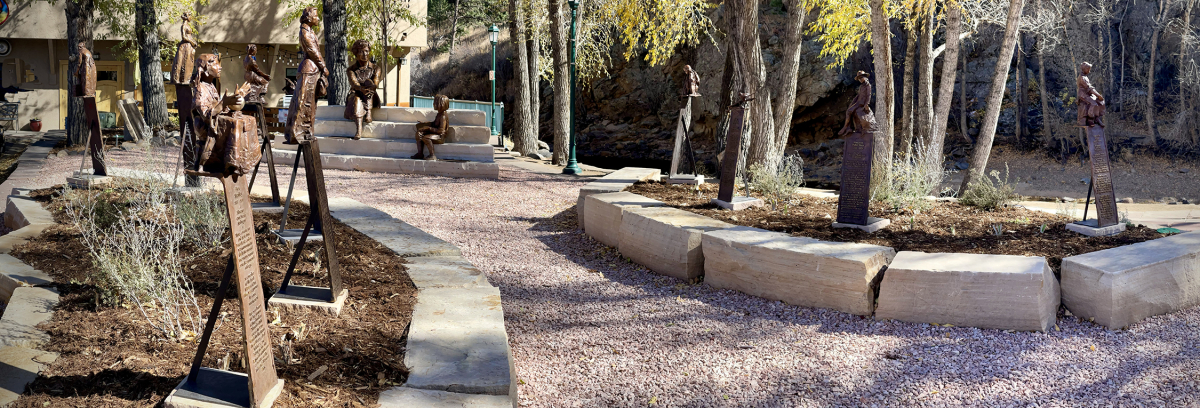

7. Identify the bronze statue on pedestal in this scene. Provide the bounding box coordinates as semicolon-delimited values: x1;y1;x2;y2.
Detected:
412;95;449;161
172;13;198;86
244;44;271;104
839;71;876;135
1077;62;1106;128
682;65;700;98
284;7;329;145
344;39;382;140
74;42;96;98
192;54;262;176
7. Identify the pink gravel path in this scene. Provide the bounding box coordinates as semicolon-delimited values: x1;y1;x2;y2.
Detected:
33;149;1200;407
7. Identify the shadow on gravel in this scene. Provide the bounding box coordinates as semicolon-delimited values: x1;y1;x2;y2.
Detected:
500;205;1200;406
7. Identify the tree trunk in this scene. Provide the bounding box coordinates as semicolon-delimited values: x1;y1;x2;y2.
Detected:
1015;38;1027;148
899;27;917;157
528;28;541;140
449;0;461;63
715;44;736;173
868;0;895;192
508;0;536;155
1117;7;1125;112
548;0;569;165
135;0;168;129
1037;42;1054;146
1148;27;1159;144
761;0;810;172
960;41;972;144
323;0;349;106
930;0;962;177
66;0;95;146
960;0;1025;193
1181;0;1194;118
732;0;774;173
916;0;936;151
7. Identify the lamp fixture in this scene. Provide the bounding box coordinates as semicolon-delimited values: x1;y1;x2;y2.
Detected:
488;25;499;43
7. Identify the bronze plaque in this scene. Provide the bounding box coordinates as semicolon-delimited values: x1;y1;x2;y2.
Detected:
717;106;746;203
836;131;874;225
83;97;107;176
221;174;279;406
1086;126;1119;227
302;142;343;295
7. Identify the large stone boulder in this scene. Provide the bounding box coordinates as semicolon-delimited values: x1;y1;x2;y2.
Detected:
583;192;665;248
618;207;734;280
701;226;894;316
1061;231;1200;329
875;252;1059;332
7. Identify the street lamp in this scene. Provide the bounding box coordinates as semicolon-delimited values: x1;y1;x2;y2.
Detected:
562;0;582;175
489;25;501;148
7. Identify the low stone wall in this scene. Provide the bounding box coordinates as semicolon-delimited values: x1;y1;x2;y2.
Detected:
0;194;60;406
875;252;1059;332
583;192;665;248
270;148;500;179
619;207;734;280
1061;231;1200;329
575;167;661;229
703;226;894;316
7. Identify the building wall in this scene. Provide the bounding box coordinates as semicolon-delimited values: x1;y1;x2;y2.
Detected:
2;39;138;131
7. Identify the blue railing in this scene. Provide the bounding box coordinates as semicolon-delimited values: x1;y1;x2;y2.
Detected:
411;96;503;136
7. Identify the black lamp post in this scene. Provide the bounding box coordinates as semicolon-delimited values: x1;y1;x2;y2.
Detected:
489;25;501;147
562;0;582;174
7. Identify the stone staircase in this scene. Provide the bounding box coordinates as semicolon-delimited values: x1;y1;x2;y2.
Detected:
267;106;499;178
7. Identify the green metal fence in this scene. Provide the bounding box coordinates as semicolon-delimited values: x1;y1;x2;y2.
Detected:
411;96;503;136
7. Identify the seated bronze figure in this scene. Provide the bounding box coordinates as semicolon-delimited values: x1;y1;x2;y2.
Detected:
412;95;449;161
1077;62;1106;128
839;71;877;135
344;39;382;140
192;54;262;176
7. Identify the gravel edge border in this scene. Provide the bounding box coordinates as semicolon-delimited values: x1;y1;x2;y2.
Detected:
0;191;61;407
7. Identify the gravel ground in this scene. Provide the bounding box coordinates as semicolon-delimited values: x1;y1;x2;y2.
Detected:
34;147;1200;407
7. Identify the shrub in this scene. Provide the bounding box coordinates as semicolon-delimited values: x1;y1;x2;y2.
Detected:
748;155;805;211
959;164;1020;211
873;143;952;213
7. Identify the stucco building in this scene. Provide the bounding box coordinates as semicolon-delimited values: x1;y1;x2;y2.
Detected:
0;0;427;131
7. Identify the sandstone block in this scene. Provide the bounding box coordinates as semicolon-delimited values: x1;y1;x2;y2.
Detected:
702;226;894;315
5;196;53;231
875;252;1059;332
327;197;463;258
0;254;53;302
1062;231;1200;329
0;346;58;406
405;256;491;289
576;167;661;228
619;207;734;280
379;387;513;408
0;286;59;349
583;192;665;247
404;286;514;397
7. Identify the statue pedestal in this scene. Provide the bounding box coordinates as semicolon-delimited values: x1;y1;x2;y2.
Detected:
833;217;891;233
164;368;284;408
1066;219;1126;237
66;170;113;189
268;286;348;316
712;197;763;211
667;174;704;185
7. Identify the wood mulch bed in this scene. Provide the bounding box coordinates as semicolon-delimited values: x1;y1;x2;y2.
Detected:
8;186;416;408
628;181;1166;272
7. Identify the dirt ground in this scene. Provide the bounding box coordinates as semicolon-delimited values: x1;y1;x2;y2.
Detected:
628;181;1167;273
8;187;416;408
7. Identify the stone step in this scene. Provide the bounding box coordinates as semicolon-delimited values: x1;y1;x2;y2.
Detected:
271;137;495;163
314;106;487;127
0;286;59;349
379;387;513;408
4;195;53;231
403;286;515;397
268;149;500;179
404;256;492;289
0;254;53;302
327;197;464;258
314;120;490;144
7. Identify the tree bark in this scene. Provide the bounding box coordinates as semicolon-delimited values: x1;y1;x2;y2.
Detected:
323;0;349;106
761;0;810;172
66;0;95;146
960;41;972;144
528;27;541;140
449;0;461;63
960;0;1025;193
916;0;936;151
1181;0;1195;118
1037;41;1054;147
136;0;168;129
930;0;962;177
1148;27;1159;144
899;27;917;157
1015;37;1027;147
548;0;569;165
508;0;537;154
868;0;895;192
732;0;774;173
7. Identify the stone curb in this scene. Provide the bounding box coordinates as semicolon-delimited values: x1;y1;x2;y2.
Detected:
575;167;661;229
324;198;516;408
0;191;59;407
0;133;65;197
269;149;500;179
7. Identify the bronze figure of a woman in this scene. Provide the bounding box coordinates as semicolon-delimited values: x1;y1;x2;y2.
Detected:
343;39;382;140
171;13;199;85
243;44;272;104
284;6;329;144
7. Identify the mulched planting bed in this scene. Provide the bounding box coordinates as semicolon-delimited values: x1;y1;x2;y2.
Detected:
8;186;416;408
628;181;1166;272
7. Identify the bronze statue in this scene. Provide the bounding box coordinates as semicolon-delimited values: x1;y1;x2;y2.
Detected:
682;65;700;98
1077;62;1106;128
284;7;329;144
74;42;96;98
412;95;449;161
192;54;262;176
839;71;876;135
243;44;271;104
344;39;382;140
172;13;199;85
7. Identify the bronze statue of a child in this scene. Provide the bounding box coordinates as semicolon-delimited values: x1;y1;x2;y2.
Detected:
412;95;449;161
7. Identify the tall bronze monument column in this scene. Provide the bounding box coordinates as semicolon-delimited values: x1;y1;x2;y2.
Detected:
1067;62;1124;237
668;65;702;185
833;71;890;233
712;93;765;211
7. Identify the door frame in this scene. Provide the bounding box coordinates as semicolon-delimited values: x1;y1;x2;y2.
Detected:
59;60;125;128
